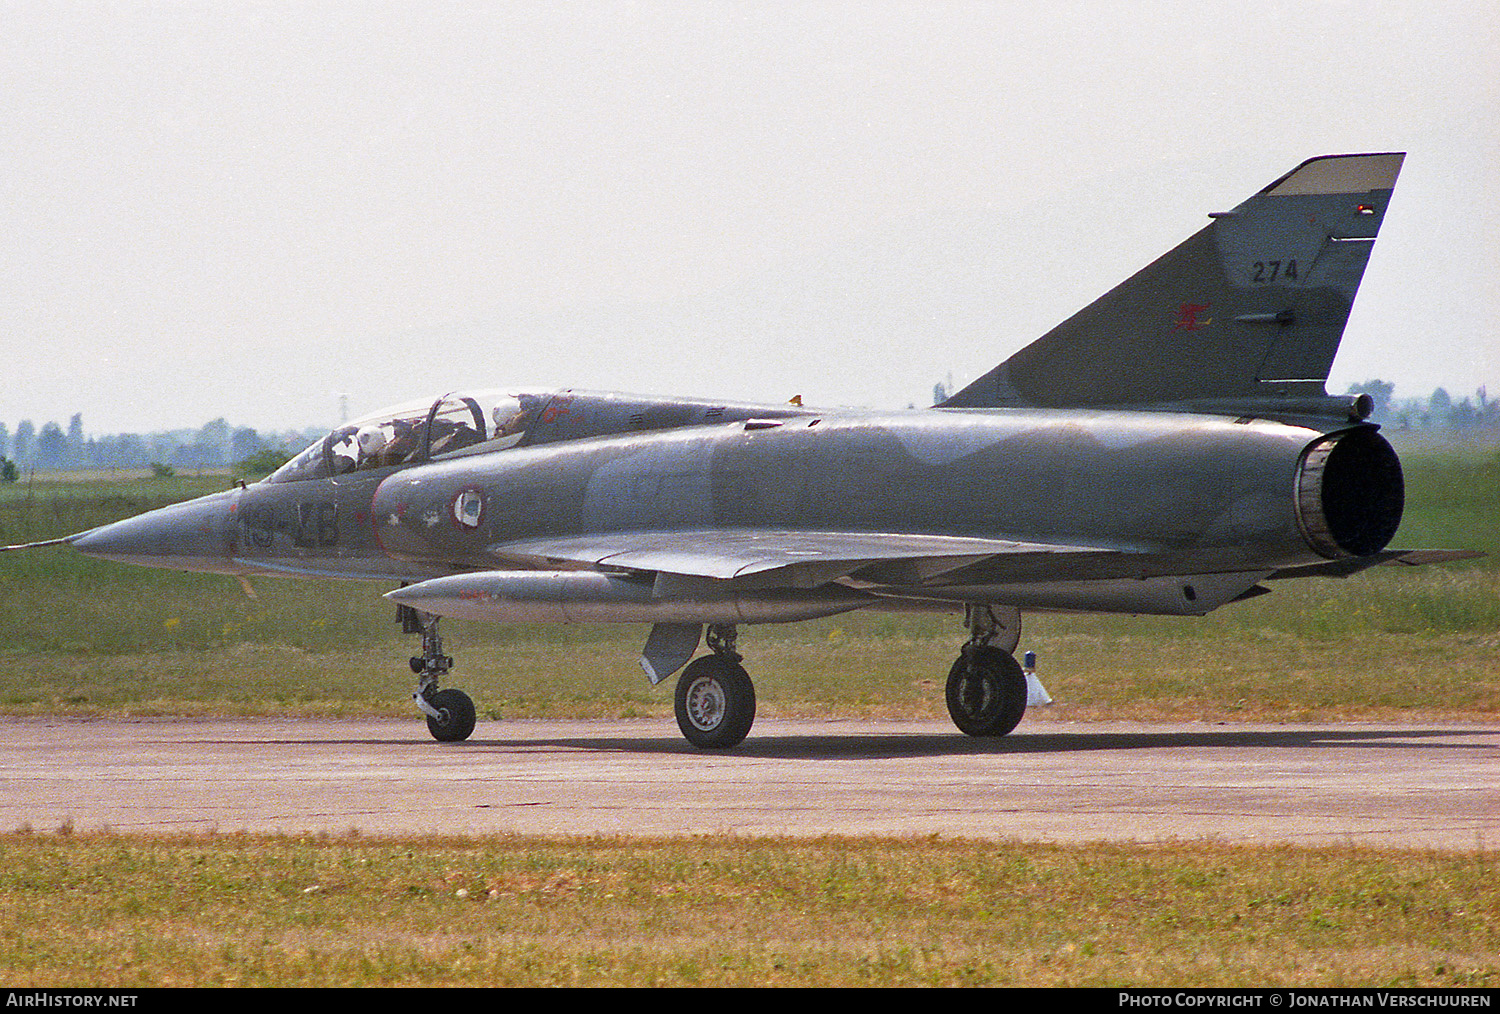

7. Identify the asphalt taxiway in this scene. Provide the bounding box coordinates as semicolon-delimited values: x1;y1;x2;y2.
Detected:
1;717;1494;848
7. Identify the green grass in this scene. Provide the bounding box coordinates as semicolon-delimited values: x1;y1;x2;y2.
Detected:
1;445;1496;721
1;832;1494;987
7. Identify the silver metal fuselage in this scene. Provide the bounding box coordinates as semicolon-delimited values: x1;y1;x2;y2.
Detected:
70;401;1361;622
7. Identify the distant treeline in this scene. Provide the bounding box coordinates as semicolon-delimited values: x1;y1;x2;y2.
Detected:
1345;381;1500;430
0;415;321;474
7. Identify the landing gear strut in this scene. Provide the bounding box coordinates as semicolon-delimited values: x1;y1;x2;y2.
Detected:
946;605;1028;737
674;623;756;749
399;602;475;742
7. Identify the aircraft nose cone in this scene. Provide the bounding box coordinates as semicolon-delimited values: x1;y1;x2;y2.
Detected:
72;491;238;573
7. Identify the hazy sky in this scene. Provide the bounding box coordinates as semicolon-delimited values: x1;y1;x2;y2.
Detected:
3;1;1496;435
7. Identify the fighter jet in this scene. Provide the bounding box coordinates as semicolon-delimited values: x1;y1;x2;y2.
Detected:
10;152;1475;747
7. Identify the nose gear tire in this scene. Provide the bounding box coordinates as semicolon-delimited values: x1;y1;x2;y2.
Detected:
424;688;477;742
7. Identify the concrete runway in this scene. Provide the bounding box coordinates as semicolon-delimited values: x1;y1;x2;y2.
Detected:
1;716;1495;848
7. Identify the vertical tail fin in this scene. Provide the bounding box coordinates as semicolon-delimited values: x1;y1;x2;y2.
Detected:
943;153;1404;416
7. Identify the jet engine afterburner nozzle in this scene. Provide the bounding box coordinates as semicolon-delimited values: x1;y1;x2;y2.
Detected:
1294;427;1404;558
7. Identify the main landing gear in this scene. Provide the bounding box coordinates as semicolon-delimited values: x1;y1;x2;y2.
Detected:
945;605;1029;738
674;624;756;749
395;603;1033;748
665;608;1033;749
400;604;476;742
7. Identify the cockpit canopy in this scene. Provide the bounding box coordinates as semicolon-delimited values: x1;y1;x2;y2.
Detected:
268;390;537;483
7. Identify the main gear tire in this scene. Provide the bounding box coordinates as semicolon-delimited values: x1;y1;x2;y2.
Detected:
945;646;1027;737
675;656;756;748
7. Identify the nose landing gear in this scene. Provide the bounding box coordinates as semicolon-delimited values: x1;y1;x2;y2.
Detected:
400;602;476;742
